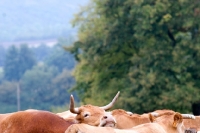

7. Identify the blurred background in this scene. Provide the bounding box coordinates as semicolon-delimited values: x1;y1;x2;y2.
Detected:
0;0;200;115
0;0;88;113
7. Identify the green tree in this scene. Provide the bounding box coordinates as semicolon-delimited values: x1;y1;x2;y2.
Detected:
0;46;6;66
68;0;200;113
32;43;51;61
4;44;36;111
4;45;20;81
18;44;36;78
0;80;18;113
51;69;77;105
20;64;76;111
45;43;76;72
20;64;58;110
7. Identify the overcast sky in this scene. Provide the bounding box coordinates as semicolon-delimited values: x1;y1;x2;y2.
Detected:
0;0;89;43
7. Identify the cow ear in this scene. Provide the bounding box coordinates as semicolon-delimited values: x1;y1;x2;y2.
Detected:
149;114;156;122
173;112;183;128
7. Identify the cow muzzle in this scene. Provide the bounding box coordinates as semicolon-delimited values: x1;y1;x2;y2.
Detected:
99;112;116;127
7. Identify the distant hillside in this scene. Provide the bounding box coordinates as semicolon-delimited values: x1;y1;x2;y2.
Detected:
0;0;89;43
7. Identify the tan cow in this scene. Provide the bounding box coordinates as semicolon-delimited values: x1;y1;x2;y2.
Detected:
57;110;76;120
0;110;73;133
111;109;151;129
151;109;200;131
65;123;128;133
59;91;120;127
65;112;195;133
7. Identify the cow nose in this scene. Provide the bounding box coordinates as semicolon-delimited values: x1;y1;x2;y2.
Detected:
102;113;116;123
103;116;108;119
99;112;116;127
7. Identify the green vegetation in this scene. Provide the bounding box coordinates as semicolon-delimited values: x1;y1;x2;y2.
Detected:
0;38;77;113
68;0;200;113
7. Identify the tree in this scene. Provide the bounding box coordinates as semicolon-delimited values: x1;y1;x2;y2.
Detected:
68;0;200;113
20;64;58;110
45;43;76;72
20;64;76;111
4;45;20;81
4;44;36;111
18;44;36;78
51;69;77;105
31;43;51;61
0;80;18;113
0;46;6;66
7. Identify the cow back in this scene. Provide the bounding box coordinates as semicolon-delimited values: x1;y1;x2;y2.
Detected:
111;109;151;129
0;110;73;133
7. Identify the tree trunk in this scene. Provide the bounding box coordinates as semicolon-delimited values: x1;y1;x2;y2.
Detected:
192;102;200;115
16;82;20;111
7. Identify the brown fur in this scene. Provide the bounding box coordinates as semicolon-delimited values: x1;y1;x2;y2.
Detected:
65;113;184;133
183;116;200;131
152;109;200;130
123;113;184;133
150;112;189;133
149;113;155;122
152;109;175;115
0;110;73;133
111;109;151;129
65;124;116;133
75;105;106;126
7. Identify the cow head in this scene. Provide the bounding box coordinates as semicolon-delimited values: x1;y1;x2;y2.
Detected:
69;91;120;127
150;112;195;133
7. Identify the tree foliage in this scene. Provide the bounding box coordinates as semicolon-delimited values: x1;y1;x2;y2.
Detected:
45;43;76;72
4;46;20;81
18;44;37;78
20;64;76;110
68;0;200;113
0;46;6;66
32;44;51;61
0;80;18;113
1;41;77;113
4;44;36;81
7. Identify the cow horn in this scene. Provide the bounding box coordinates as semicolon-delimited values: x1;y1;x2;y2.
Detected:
181;114;195;119
69;95;80;114
100;91;120;111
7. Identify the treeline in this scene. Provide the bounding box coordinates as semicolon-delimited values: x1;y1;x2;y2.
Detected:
0;38;77;113
67;0;200;114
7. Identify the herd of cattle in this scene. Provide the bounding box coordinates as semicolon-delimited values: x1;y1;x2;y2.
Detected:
0;91;199;133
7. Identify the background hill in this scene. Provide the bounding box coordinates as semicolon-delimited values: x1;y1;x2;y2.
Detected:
0;0;89;43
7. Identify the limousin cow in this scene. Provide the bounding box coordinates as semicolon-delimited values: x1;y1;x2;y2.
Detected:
58;91;120;127
151;109;200;132
65;112;195;133
111;109;151;129
0;110;73;133
0;91;120;133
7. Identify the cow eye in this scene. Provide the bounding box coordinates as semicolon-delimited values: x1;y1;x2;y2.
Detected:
84;114;89;117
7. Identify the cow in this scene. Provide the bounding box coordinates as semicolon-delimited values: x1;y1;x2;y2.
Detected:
151;109;200;132
65;112;195;133
0;110;73;133
150;109;176;117
65;123;131;133
57;110;76;120
148;112;195;133
56;110;77;124
0;91;119;133
111;109;151;129
59;91;120;127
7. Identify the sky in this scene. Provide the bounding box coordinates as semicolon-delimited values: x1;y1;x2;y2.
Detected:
0;0;89;45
